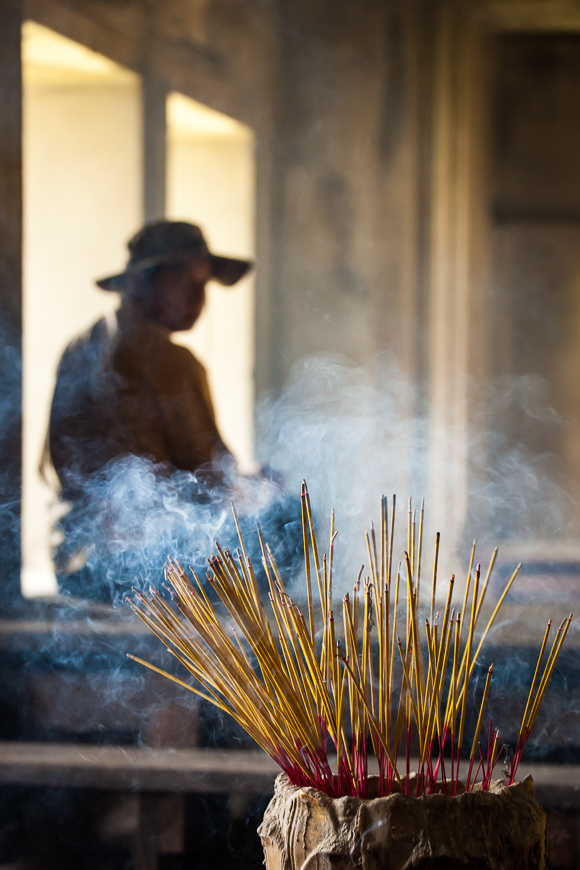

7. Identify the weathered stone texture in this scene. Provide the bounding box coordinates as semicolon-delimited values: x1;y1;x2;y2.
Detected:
259;773;547;870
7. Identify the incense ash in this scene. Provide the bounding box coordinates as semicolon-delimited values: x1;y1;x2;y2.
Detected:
129;482;571;799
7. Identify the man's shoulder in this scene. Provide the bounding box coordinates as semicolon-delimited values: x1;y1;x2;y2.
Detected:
154;339;208;385
170;340;205;368
114;323;207;387
59;317;112;367
170;342;211;385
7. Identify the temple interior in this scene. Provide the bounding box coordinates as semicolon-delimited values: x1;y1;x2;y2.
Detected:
2;0;580;868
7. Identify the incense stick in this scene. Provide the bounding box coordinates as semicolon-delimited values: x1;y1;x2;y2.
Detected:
129;485;571;799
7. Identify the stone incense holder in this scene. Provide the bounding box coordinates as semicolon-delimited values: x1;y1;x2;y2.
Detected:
259;773;547;870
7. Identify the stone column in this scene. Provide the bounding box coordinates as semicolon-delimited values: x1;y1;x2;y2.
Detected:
0;0;23;612
142;7;167;223
143;69;167;222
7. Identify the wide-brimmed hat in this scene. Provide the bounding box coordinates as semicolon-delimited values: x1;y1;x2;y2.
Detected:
96;220;253;291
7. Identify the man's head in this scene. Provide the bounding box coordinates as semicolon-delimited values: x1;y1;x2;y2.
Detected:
127;255;213;332
96;220;253;332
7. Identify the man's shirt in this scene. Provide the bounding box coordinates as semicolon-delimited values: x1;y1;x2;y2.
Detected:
49;303;228;496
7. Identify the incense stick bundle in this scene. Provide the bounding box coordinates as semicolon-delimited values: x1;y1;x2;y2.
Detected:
129;483;571;798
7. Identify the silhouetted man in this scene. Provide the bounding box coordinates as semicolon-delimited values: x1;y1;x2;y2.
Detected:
47;220;253;600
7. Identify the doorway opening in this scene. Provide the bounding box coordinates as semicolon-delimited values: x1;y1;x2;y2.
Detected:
22;21;142;597
489;33;580;556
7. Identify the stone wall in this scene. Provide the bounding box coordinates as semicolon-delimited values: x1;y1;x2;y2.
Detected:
22;0;428;393
271;0;430;389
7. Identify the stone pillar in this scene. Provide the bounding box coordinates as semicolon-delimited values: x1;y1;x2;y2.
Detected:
142;11;167;224
0;0;23;612
143;68;167;222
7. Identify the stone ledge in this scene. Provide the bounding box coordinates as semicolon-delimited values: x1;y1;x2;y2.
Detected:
0;743;577;807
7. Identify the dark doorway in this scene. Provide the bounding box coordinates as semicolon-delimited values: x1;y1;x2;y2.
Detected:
489;33;580;546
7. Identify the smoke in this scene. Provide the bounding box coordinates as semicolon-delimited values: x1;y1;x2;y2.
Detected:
259;352;580;587
258;352;421;522
474;372;580;544
4;347;578;762
53;456;303;606
0;319;22;608
257;352;427;587
51;351;425;606
48;350;580;607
